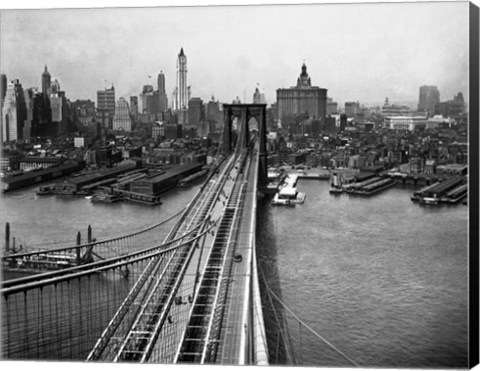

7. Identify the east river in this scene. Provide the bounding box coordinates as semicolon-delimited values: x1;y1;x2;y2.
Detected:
0;178;469;367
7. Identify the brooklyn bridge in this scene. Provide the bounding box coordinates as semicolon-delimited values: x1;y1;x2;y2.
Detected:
1;104;271;364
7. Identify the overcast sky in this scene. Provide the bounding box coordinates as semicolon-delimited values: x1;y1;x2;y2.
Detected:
0;1;470;108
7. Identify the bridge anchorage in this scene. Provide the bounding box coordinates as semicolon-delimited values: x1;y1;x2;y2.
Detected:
1;104;269;365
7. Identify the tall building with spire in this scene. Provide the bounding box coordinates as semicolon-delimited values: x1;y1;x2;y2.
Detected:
276;63;327;126
173;48;191;124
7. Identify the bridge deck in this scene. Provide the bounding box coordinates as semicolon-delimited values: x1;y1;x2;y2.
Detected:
216;149;257;364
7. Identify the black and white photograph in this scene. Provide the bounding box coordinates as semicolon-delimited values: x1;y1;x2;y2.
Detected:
0;0;478;369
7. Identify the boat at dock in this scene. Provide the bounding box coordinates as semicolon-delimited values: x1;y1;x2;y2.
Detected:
271;193;294;206
125;194;162;206
112;189;163;206
419;197;439;205
91;193;124;203
36;185;55;195
272;174;306;205
36;184;92;196
5;252;78;272
329;172;343;194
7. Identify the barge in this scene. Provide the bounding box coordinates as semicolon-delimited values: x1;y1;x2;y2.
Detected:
414;177;465;205
91;193;124;203
440;184;468;204
329;172;343;194
112;189;162;206
346;178;395;196
411;182;441;202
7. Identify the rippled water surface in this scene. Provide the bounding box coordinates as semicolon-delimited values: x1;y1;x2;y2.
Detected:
257;179;468;368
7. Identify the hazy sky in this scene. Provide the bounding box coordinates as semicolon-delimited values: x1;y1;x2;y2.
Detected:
0;1;471;107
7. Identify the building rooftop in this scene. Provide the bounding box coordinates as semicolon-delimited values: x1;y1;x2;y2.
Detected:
141;162;203;183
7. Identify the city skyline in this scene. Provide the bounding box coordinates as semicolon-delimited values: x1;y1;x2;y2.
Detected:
0;2;470;108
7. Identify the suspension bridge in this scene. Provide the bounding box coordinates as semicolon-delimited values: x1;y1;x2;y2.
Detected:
1;104;360;367
1;104;270;365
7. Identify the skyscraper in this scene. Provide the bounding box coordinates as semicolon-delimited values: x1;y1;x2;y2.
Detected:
1;74;7;103
435;92;465;118
23;87;36;141
157;72;166;94
130;96;138;123
112;97;132;132
253;86;266;104
173;48;191;123
157;71;168;112
50;90;68;137
276;63;327;125
2;79;27;142
97;85;115;128
141;85;155;114
42;65;51;99
418;85;440;117
188;97;205;126
205;96;223;130
0;74;6;142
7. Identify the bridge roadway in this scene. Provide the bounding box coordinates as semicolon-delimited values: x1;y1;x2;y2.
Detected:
138;151;247;363
213;146;259;364
174;150;254;364
1;141;268;364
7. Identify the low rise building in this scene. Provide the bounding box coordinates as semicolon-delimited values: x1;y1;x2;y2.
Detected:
385;116;427;131
19;156;63;171
436;164;467;175
129;162;203;195
0;153;22;172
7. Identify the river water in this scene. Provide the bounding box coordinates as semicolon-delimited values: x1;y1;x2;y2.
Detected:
0;183;199;249
257;179;468;368
1;178;469;367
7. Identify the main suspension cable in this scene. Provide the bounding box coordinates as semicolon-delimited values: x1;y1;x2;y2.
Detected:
259;265;360;367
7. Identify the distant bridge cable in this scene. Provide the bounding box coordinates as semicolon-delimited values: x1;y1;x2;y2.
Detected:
24;207;187;249
3;207;187;261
